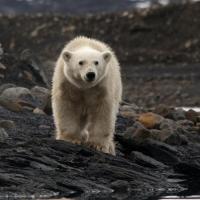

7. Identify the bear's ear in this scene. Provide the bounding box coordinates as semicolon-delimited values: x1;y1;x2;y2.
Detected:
102;51;111;63
63;51;72;62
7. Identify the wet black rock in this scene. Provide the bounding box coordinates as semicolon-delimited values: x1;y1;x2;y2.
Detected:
129;151;168;169
0;106;185;200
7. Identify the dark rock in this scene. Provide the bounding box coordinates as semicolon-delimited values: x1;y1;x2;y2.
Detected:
159;118;175;132
140;139;180;165
168;109;186;121
0;53;47;88
31;86;50;110
154;104;174;118
123;122;151;145
150;129;172;142
186;109;199;123
177;119;194;127
0;128;8;142
129;151;167;169
175;162;200;176
43;95;52;115
116;115;134;133
165;132;188;146
0;43;3;57
0;120;15;129
110;180;130;192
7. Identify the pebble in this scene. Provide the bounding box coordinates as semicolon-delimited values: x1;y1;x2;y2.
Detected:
33;107;46;115
39;125;51;129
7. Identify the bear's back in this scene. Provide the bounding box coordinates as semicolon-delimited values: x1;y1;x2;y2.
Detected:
63;36;112;53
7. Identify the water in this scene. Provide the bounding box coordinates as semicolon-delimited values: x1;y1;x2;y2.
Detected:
160;196;200;199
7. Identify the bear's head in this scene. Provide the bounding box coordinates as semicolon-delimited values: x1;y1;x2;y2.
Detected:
62;47;111;89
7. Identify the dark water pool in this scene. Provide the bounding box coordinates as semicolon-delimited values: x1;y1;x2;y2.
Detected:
160;196;200;199
158;177;200;200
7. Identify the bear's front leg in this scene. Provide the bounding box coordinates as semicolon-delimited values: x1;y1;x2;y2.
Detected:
53;96;83;145
87;103;116;155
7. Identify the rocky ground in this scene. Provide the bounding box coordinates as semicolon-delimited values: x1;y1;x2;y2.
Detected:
0;50;200;199
0;2;200;200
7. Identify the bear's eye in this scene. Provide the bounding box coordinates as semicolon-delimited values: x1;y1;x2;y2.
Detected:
79;61;84;66
94;61;99;66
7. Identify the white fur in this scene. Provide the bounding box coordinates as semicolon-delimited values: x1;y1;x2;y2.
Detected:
52;36;122;155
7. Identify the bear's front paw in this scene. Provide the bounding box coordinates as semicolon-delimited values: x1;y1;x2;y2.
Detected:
80;129;89;143
87;141;115;155
108;141;116;155
56;132;82;145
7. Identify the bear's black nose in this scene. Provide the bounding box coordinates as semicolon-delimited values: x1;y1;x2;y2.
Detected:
86;72;95;82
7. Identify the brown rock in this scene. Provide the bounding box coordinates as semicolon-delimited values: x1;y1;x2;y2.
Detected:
138;112;164;129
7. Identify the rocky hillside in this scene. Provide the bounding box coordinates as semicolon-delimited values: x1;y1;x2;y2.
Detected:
0;2;200;65
0;0;193;14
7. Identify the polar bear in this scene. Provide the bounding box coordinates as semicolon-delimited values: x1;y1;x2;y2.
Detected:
52;36;122;155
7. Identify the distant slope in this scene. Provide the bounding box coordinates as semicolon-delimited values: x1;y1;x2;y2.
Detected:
0;0;196;14
0;0;137;14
